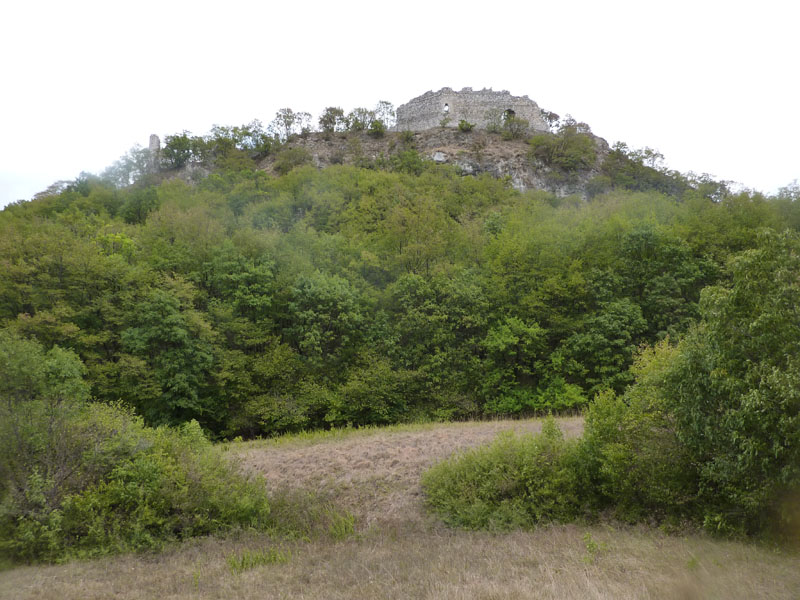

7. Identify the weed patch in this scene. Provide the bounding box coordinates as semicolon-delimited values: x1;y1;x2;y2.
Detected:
227;547;291;574
326;509;356;541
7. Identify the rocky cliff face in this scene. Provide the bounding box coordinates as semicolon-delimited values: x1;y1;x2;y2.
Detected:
265;128;610;198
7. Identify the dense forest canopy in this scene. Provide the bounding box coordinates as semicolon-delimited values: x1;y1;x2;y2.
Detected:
2;116;798;440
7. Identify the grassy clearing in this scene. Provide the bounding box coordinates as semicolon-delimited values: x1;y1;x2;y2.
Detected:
226;415;554;450
2;523;798;599
225;420;445;450
2;416;798;599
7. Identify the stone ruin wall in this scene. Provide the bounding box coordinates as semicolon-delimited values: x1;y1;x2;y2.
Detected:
394;87;549;133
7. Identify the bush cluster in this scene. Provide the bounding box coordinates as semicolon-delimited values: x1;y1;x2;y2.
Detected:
457;120;475;133
528;125;597;177
422;418;586;529
423;231;800;539
0;332;271;563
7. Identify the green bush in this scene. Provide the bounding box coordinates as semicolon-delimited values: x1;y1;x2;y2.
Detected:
326;356;414;426
0;332;271;563
581;347;697;522
457;120;475;133
0;403;272;563
421;418;586;529
580;233;800;536
600;143;689;196
528;123;597;175
501;116;529;141
367;120;386;138
390;149;427;175
482;379;587;416
58;420;270;558
273;147;311;175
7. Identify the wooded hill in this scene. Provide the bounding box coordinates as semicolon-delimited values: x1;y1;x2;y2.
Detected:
3;121;798;440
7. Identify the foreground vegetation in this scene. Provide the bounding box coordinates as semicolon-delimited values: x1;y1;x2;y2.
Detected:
0;332;275;563
2;418;799;599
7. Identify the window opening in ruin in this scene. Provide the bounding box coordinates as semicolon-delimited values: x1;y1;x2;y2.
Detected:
503;109;515;122
443;103;450;114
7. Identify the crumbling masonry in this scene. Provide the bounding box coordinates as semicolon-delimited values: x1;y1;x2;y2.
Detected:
394;87;549;133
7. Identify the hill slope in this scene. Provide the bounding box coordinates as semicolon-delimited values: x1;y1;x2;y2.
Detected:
265;127;609;196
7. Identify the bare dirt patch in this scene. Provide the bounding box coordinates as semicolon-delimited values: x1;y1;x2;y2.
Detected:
234;417;584;527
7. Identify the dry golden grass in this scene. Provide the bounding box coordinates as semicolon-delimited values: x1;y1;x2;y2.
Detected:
2;417;798;599
235;417;584;528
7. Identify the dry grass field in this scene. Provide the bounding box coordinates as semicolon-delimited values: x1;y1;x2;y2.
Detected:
2;417;798;599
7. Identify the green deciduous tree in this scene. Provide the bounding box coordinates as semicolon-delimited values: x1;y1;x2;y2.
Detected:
319;106;347;134
616;226;714;338
373;100;396;129
481;316;546;411
528;119;597;177
286;272;365;376
345;107;375;132
553;298;647;397
120;283;214;425
120;186;160;224
663;230;800;534
269;108;311;141
162;131;193;169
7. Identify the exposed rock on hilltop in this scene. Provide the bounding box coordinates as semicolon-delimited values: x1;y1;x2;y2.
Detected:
263;128;610;197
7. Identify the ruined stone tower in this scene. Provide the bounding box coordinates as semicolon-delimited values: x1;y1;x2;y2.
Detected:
394;88;549;133
148;134;161;172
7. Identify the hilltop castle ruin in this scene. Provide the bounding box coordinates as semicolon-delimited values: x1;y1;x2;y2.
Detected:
394;87;550;133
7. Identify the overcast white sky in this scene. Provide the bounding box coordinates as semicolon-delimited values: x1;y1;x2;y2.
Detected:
1;0;797;207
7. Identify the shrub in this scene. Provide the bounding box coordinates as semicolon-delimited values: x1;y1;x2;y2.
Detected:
0;403;272;562
501;116;529;140
484;109;504;133
585;174;613;198
581;349;698;522
56;419;271;559
528;121;597;176
482;379;587;417
368;119;386;138
600;142;689;196
390;149;427;175
0;332;271;563
580;233;800;536
529;132;595;170
273;147;311;175
429;232;800;539
326;356;417;426
399;130;415;146
421;418;586;529
457;120;475;133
